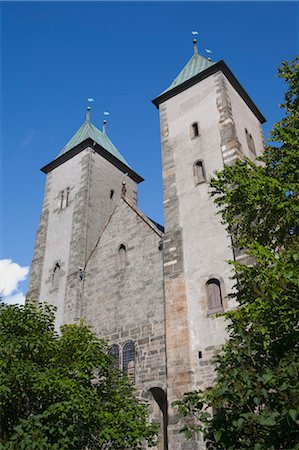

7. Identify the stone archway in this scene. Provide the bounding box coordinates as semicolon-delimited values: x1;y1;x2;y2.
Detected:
143;387;168;450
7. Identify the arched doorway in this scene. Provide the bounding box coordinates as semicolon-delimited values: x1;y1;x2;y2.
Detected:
143;387;168;450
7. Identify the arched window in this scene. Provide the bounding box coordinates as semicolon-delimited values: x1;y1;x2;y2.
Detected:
118;244;126;270
108;344;120;370
52;263;60;289
194;160;205;185
191;122;199;139
206;278;223;314
123;341;136;380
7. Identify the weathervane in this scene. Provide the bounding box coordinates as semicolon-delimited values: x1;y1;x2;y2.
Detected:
190;31;213;60
86;105;91;122
191;31;199;55
103;111;110;134
86;97;94;122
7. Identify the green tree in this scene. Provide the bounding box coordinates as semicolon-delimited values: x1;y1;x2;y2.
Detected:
0;302;157;449
173;58;299;449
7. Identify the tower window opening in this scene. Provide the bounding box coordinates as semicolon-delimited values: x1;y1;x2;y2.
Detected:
206;278;223;314
65;187;70;207
110;189;114;200
52;263;60;289
245;128;256;155
191;122;199;139
60;188;70;210
194;160;206;185
109;344;120;370
60;191;64;210
123;341;136;381
118;244;127;270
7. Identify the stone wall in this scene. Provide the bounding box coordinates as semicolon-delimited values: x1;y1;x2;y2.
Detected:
159;99;198;449
82;197;166;417
27;172;52;303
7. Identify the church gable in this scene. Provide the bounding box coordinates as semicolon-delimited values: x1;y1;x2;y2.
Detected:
83;198;165;390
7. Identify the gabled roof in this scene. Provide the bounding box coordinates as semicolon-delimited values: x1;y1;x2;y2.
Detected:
41;116;144;183
152;52;266;124
161;52;216;96
86;195;163;268
56;119;130;167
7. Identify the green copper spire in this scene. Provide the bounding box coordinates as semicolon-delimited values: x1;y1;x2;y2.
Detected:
55;107;130;167
160;39;216;95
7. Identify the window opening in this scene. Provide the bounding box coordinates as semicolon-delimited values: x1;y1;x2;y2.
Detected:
249;134;256;155
110;189;114;200
245;129;256;155
60;191;64;210
194;160;205;185
109;344;120;370
60;188;70;210
191;122;199;139
65;187;70;207
52;263;60;289
123;341;135;380
118;244;126;270
206;278;223;314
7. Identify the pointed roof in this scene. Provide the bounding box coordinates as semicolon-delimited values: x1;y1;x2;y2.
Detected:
56;118;130;167
152;43;266;124
41;112;144;183
161;52;216;96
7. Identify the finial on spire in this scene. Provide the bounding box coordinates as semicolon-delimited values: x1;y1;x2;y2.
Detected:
103;119;107;135
102;111;110;134
86;106;91;122
193;38;198;55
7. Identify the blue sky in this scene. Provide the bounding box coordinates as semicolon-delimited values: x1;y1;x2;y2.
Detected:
1;1;298;301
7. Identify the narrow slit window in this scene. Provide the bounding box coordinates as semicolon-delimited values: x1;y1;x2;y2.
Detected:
249;134;256;155
191;122;199;139
65;187;70;207
60;191;64;210
52;263;60;289
60;188;70;210
245;129;256;155
194;160;205;185
206;279;223;314
118;244;126;270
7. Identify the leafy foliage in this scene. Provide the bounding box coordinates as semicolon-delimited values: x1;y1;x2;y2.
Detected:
0;302;157;449
173;57;299;449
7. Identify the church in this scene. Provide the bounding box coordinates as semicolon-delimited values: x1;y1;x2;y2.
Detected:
28;40;266;449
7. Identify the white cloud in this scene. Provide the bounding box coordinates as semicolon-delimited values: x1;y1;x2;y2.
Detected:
20;130;35;147
0;259;29;301
2;292;26;306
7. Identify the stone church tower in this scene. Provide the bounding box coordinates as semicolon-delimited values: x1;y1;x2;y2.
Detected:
28;40;266;449
151;39;265;448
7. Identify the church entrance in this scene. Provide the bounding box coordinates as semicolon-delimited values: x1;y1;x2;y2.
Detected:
144;387;168;450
